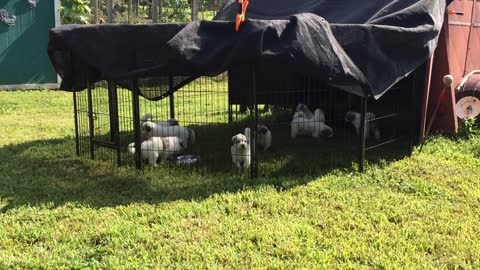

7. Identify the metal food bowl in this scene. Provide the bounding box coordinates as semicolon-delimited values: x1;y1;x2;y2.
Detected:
176;155;200;165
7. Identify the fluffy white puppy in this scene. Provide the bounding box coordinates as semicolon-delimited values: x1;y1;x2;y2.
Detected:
291;109;333;138
141;122;196;148
344;111;381;140
141;113;179;127
128;136;184;166
294;107;326;123
231;132;251;169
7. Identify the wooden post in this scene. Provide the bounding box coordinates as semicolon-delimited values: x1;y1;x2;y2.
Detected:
152;0;158;23
191;0;198;21
107;0;113;23
128;0;132;23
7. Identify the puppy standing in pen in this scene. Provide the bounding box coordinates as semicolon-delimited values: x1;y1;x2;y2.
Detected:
344;111;381;140
231;130;251;169
128;136;184;166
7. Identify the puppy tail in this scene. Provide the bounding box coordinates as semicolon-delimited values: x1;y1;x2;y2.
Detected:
373;127;381;140
314;109;325;123
244;127;251;143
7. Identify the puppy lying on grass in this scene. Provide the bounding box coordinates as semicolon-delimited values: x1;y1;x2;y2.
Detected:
128;136;184;166
291;107;333;139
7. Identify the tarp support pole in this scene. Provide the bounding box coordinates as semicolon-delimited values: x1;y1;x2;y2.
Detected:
87;80;95;160
250;66;258;179
73;91;80;156
228;71;233;123
359;96;367;172
132;80;142;170
408;70;418;156
169;75;175;119
108;80;121;166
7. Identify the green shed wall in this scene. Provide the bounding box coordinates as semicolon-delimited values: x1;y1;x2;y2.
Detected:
0;0;58;87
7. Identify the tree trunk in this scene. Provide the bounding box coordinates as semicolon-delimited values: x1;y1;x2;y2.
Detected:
158;0;163;22
128;0;132;23
152;0;158;22
107;0;114;23
191;0;198;21
92;0;99;23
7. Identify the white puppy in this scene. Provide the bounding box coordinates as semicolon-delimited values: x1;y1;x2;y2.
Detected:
231;132;251;169
141;121;196;148
128;136;184;166
291;108;333;138
344;111;381;140
294;107;326;123
141;113;179;127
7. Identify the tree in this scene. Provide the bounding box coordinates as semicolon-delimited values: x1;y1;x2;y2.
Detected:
59;0;92;24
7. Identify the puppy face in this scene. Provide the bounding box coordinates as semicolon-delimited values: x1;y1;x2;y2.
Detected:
141;122;155;139
232;134;248;149
258;125;269;135
345;111;357;123
142;122;154;132
293;111;305;119
321;127;334;138
296;103;308;112
179;140;184;149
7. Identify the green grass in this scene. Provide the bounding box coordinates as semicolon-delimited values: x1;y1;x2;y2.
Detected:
1;90;480;269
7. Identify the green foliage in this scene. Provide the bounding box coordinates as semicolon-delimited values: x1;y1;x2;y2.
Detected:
1;90;480;268
162;0;191;22
458;118;480;138
59;0;92;24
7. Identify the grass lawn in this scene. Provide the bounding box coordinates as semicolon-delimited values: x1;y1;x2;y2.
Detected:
0;89;480;269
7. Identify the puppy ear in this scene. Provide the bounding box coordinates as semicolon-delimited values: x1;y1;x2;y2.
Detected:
231;136;237;144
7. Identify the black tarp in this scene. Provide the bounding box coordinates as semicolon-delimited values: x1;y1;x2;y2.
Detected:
48;0;450;99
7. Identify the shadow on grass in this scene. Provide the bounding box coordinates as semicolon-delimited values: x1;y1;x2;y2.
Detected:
0;129;411;212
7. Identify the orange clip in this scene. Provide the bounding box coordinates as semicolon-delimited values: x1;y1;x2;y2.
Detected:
448;10;464;15
235;0;249;32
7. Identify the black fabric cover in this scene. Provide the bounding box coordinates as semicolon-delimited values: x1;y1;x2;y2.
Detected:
48;0;449;99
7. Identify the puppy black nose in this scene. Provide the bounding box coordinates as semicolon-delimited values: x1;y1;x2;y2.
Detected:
145;126;152;132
